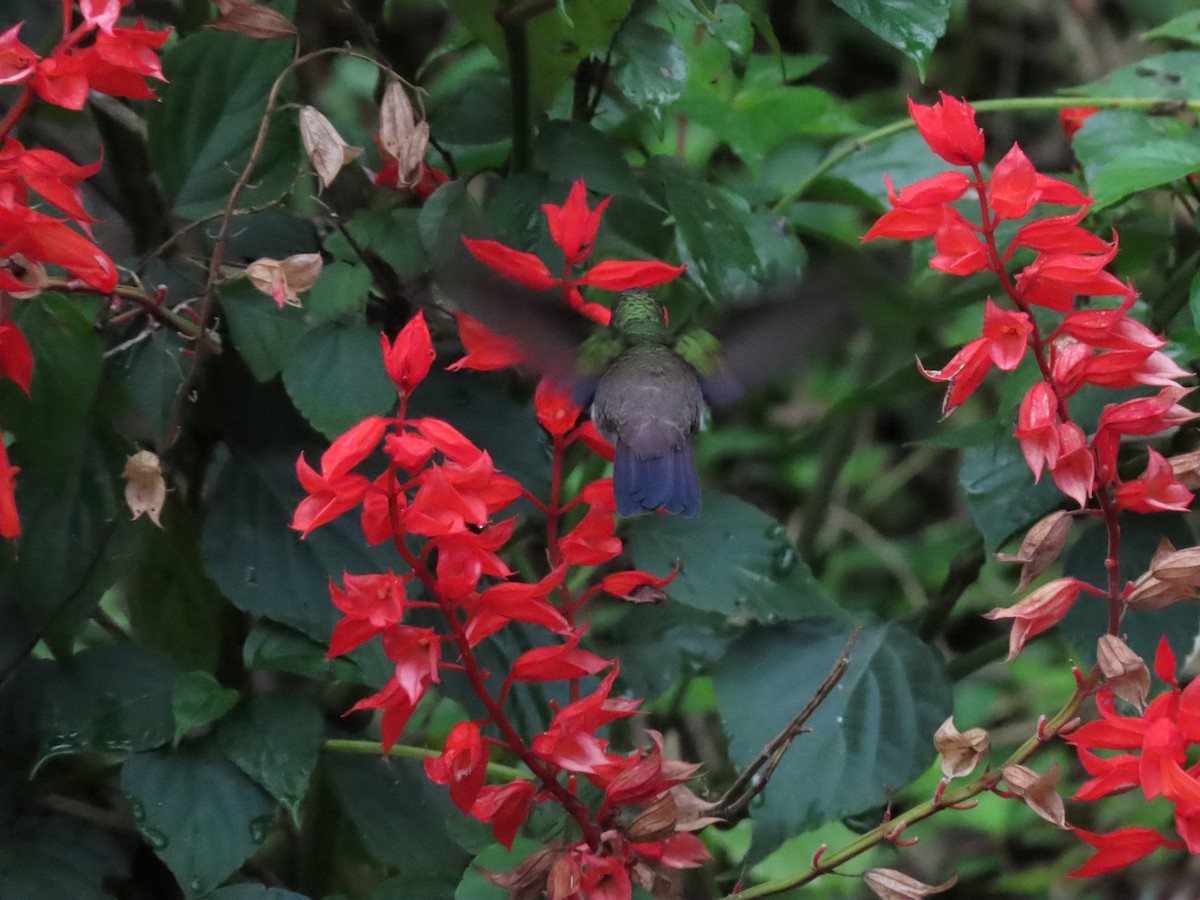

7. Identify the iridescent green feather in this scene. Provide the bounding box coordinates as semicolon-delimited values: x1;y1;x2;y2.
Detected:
672;327;726;377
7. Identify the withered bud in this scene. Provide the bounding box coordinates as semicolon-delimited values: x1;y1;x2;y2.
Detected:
122;450;166;527
995;510;1072;592
480;846;557;900
669;785;722;831
378;81;429;188
933;717;990;780
1126;570;1194;611
208;1;297;40
864;868;958;899
632;860;683;900
545;854;579;900
245;253;323;308
1001;762;1066;828
1150;546;1200;588
299;106;363;188
626;792;677;843
1168;448;1200;489
2;254;47;298
1097;634;1150;710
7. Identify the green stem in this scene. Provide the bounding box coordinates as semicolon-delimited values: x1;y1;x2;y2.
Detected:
726;666;1100;899
772;94;1200;214
500;10;533;174
322;738;533;782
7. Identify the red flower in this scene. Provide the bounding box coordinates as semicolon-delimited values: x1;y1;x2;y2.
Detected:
94;20;170;82
461;238;558;290
0;24;35;86
560;503;622;566
543;179;609;266
0;437;19;540
579;259;687;291
984;577;1083;659
907;93;985;166
471;780;537;850
1059;107;1100;141
424;720;489;813
1115;448;1194;513
0;321;32;396
1014;381;1059;480
327;571;409;658
981;298;1031;370
430;519;514;595
535;378;583;437
930;211;987;275
465;564;571;646
917;338;993;416
1047;422;1095;508
292;416;387;537
382;311;436;397
1068;826;1173;877
511;633;610;683
988;143;1038;220
448;312;525;371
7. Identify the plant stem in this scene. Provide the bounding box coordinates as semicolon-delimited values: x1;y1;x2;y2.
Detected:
500;10;533;174
322;738;531;782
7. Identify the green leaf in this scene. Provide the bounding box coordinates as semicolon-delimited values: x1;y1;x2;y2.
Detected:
958;426;1064;555
113;328;187;442
147;24;300;219
281;321;395;439
705;1;752;57
172;671;239;744
714;619;951;860
324;207;429;280
0;816;127;900
624;491;845;621
122;739;274;898
242;620;387;686
217;694;324;826
831;0;951;74
453;838;543;900
533;121;649;202
221;279;308;383
1143;11;1200;47
827;128;943;207
1062;514;1200;666
1071;109;1200;210
323;754;470;884
202;449;406;643
38;645;176;762
1069;50;1200;100
655;157;760;301
210;887;310;900
304;261;373;321
614;21;688;115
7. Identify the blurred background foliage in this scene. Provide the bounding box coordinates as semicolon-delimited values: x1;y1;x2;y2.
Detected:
4;0;1200;898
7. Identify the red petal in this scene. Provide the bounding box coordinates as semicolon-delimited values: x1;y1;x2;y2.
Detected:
580;259;687;291
461;238;557;290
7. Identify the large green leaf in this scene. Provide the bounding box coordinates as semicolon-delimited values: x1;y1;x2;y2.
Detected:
831;0;951;74
122;739;274;898
624;490;844;621
0;816;127;900
218;694;324;826
827;129;944;207
1071;109;1200;210
172;671;239;744
714;618;951;860
533;121;648;202
614;20;688;124
38;644;176;762
202;449;406;643
211;887;310;900
221;279;308;383
1143;11;1200;47
1069;50;1200;100
323;754;470;887
958;426;1064;555
147;22;300;218
655;157;760;301
281;322;396;439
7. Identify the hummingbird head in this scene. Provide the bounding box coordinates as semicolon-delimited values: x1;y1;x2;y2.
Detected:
610;290;669;342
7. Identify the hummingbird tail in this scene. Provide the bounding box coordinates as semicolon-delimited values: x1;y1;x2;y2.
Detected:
613;441;700;518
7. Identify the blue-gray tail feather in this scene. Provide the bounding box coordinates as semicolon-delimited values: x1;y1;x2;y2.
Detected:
613;442;700;517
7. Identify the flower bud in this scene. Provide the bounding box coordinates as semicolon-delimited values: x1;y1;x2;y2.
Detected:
299;106;363;188
209;1;297;40
933;717;990;779
1096;634;1150;711
1150;545;1200;588
996;510;1072;592
378;81;429;189
864;868;958;899
122;450;165;527
1168;448;1200;489
1001;762;1066;827
246;253;323;308
626;792;677;843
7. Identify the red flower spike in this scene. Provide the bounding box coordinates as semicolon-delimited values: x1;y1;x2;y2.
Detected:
1014;381;1060;480
0;24;35;86
1048;422;1095;508
382;311;436;397
461;238;558;290
1067;826;1170;877
448;312;525;371
327;571;409;658
0;322;33;396
907;93;985;166
984;577;1083;660
542;179;609;266
580;259;688;291
0;438;19;540
470;780;537;850
424;720;489;814
988;143;1038;220
510;634;611;683
1115;449;1194;513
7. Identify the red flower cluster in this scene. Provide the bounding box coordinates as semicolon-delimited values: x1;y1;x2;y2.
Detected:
293;312;709;895
0;2;171;539
1065;638;1200;875
866;93;1196;657
462;179;686;328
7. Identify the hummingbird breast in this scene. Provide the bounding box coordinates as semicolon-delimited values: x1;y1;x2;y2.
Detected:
591;344;704;458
